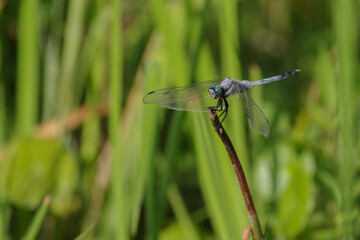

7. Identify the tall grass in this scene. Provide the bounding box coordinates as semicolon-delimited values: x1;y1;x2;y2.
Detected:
333;0;358;238
16;0;39;134
0;0;359;239
109;0;125;239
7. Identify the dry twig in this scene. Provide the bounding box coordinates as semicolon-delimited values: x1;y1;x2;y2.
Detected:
208;109;263;240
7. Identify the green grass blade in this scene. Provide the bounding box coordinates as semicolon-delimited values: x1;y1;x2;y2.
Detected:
149;0;189;85
0;194;10;240
16;0;40;134
194;43;249;239
333;0;358;238
74;223;95;240
218;0;249;167
57;0;88;114
0;36;5;143
146;0;192;237
21;196;51;240
167;185;200;240
192;111;247;240
75;4;111;107
142;62;161;239
109;0;125;239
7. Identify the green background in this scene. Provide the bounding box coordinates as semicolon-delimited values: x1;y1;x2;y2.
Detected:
0;0;359;239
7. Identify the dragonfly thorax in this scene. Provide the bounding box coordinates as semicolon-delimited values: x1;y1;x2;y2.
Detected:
208;84;223;99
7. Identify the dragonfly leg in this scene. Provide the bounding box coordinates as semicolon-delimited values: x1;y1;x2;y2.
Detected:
208;98;223;111
218;106;225;118
219;98;229;124
217;98;223;110
209;98;228;125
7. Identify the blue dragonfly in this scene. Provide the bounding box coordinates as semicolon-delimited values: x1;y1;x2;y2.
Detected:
143;69;300;137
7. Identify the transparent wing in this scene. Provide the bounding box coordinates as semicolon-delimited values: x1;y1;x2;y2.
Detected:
143;79;223;112
237;87;270;137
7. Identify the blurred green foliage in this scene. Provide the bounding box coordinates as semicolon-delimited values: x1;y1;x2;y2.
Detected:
0;0;359;239
0;137;79;216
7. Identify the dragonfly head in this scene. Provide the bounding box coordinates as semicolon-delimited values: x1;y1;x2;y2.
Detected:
208;84;223;99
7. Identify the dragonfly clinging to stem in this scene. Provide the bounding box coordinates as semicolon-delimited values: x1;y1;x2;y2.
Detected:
143;69;300;137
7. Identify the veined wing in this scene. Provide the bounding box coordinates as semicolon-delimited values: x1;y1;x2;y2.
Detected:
143;79;223;112
237;87;270;137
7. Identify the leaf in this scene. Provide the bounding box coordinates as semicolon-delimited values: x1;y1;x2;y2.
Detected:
51;151;81;216
0;137;80;216
276;148;315;237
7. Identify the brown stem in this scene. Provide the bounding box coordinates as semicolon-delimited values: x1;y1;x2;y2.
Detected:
208;109;263;240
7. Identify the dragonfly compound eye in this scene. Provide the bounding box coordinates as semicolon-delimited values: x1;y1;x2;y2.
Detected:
208;84;221;99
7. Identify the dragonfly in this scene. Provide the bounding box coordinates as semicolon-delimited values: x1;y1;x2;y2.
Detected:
143;69;300;137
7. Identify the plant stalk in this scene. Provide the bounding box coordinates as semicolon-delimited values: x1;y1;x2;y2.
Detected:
208;109;263;240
